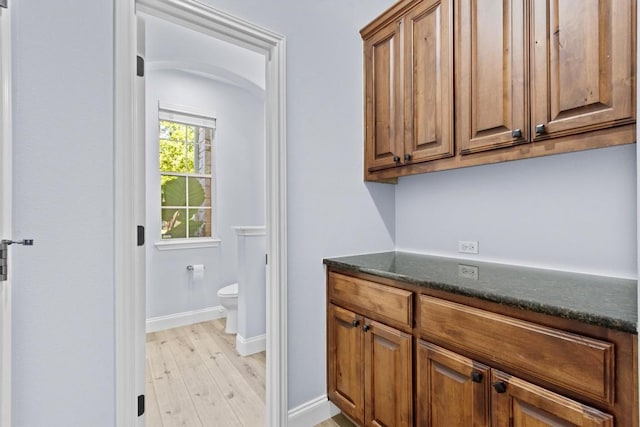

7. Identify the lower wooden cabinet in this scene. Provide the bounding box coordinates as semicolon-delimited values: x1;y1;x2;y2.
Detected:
491;370;614;427
416;341;490;426
326;270;637;426
328;304;364;424
328;303;413;427
417;340;613;426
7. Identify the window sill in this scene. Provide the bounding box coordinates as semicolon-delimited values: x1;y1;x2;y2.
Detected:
154;238;221;251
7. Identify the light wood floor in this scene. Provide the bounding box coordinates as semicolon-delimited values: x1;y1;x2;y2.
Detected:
314;413;356;427
146;319;266;426
146;319;355;427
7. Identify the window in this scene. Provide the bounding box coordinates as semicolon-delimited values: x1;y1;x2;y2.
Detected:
158;106;216;240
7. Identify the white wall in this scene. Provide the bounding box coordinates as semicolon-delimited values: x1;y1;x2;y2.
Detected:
397;145;638;279
11;1;115;426
146;69;265;318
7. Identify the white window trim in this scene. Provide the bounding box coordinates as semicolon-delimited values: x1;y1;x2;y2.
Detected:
158;102;217;129
154;237;221;250
158;104;217;243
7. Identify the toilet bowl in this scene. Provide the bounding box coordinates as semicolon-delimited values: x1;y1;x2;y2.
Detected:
217;283;238;334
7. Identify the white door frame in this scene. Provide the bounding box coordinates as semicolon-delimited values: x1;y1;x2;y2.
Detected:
0;4;12;427
114;0;288;426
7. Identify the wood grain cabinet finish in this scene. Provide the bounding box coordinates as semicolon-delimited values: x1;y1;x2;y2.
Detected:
530;0;635;141
362;0;636;181
491;370;614;427
416;341;490;426
419;295;615;405
363;0;454;178
326;268;637;426
328;304;364;425
364;320;413;427
329;271;413;330
455;0;528;154
364;18;403;172
328;273;413;427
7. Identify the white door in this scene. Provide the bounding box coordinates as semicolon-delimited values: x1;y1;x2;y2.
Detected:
0;4;11;426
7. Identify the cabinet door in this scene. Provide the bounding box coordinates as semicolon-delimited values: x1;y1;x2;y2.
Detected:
364;319;412;427
531;0;635;140
416;341;490;427
328;304;364;425
364;19;403;173
491;370;614;427
455;0;528;154
403;0;454;163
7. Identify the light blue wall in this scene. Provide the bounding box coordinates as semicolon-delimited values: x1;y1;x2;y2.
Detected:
396;145;638;279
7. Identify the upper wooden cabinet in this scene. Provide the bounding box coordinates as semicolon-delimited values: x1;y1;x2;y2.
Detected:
457;0;635;154
363;0;454;179
530;0;635;140
455;0;528;154
364;18;403;172
362;0;636;181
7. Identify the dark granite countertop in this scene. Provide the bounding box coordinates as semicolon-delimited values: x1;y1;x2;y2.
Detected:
323;251;638;334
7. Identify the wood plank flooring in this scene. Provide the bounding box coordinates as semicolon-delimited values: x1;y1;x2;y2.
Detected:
314;414;356;427
146;319;354;427
145;319;265;427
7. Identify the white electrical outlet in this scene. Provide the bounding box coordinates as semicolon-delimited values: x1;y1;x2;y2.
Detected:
458;240;479;254
458;264;479;280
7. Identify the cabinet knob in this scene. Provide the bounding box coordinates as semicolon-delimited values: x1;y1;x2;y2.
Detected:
511;129;522;138
535;124;546;135
351;319;360;328
471;372;483;383
404;153;412;162
363;324;371;332
393;155;401;163
493;381;507;393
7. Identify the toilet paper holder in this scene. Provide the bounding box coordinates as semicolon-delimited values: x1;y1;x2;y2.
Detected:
186;265;202;271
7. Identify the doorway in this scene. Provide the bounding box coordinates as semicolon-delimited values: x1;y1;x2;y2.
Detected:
114;0;288;425
141;9;268;424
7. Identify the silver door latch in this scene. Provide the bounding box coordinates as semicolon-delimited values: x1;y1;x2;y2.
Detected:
1;239;34;281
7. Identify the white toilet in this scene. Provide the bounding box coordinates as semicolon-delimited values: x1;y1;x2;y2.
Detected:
217;283;238;334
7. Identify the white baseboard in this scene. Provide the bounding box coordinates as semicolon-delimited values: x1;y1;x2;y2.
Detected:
235;333;266;356
146;306;225;333
287;395;340;427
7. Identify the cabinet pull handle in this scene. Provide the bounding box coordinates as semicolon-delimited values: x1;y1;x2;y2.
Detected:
511;129;522;138
363;324;371;332
351;319;360;328
535;124;546;135
393;155;400;163
493;381;507;393
471;372;483;383
404;153;412;162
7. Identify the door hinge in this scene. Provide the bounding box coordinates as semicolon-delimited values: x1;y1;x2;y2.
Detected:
0;239;34;281
137;394;145;416
137;225;145;246
136;56;144;77
265;253;268;265
0;0;7;9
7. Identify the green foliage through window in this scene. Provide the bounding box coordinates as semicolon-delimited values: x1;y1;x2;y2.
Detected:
159;118;213;239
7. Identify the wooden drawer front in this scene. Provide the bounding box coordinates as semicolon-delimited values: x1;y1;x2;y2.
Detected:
419;295;614;404
329;272;412;328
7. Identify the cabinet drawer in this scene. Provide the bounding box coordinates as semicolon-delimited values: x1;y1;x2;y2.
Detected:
329;272;412;328
419;295;614;404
